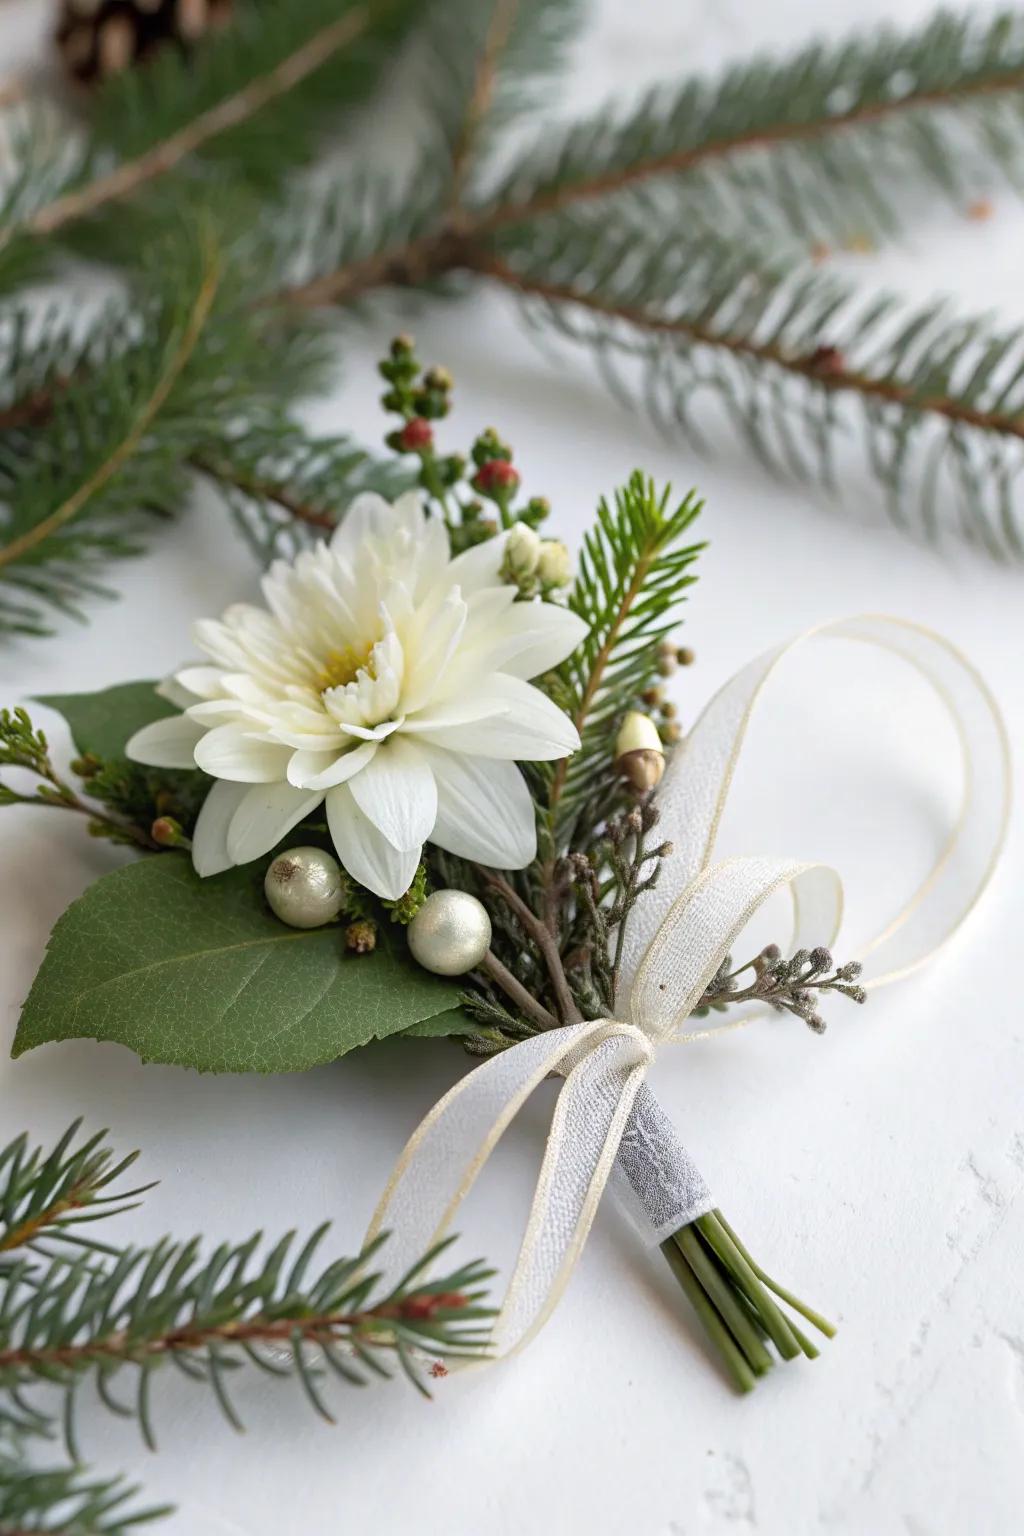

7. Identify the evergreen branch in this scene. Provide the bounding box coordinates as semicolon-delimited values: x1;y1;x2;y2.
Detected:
545;472;702;838
477;219;1024;555
0;707;160;850
446;0;522;213
0;1230;491;1451
1;0;410;255
0;1455;168;1536
191;422;414;561
0;1122;151;1263
0;245;220;573
482;8;1024;242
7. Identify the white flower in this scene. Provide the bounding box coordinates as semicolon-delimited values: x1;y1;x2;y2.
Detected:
127;492;588;899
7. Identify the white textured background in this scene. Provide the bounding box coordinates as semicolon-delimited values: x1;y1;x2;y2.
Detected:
2;2;1024;1532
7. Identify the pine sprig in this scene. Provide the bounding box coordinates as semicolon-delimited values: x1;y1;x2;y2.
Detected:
482;8;1024;244
0;1230;491;1452
0;1120;493;1530
3;0;418;255
547;472;702;840
479;213;1024;556
0;1454;168;1536
0;1121;152;1267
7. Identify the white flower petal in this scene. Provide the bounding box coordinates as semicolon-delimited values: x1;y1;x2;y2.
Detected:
410;674;580;760
193;726;293;783
492;602;589;680
156;673;201;711
419;746;536;867
326;784;421;900
191;780;249;877
446;532;509;596
287;741;377;790
400;693;509;734
126;713;204;768
348;736;436;851
226;782;324;865
174;665;225;700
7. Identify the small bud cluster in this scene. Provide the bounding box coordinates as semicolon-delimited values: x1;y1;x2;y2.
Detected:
377;338;560;568
380;336;463;496
698;944;866;1033
499;523;572;596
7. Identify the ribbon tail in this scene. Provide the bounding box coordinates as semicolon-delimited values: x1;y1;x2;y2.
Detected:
366;1020;654;1361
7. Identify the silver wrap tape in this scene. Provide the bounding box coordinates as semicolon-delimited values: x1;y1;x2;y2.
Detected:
609;1082;714;1246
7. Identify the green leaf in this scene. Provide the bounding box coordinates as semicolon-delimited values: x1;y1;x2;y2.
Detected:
36;681;171;762
13;855;463;1073
400;1011;479;1039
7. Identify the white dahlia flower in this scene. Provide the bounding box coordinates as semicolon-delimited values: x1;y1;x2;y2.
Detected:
127;492;587;899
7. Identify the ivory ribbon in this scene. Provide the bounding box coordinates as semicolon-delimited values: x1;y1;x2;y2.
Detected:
366;617;1011;1358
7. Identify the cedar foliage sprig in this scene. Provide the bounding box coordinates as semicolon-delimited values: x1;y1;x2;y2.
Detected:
0;1121;493;1533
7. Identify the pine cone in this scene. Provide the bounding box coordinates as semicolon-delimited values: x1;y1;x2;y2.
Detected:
56;0;234;86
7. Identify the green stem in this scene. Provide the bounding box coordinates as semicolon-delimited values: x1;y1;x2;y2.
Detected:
659;1238;755;1394
712;1209;836;1339
673;1226;773;1377
694;1213;803;1361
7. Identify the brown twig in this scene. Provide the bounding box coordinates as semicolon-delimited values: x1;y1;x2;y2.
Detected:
0;243;221;571
478;869;581;1025
473;255;1024;444
9;783;160;850
481;950;556;1031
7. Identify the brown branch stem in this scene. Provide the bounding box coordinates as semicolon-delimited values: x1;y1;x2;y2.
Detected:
478;869;581;1025
0;1293;462;1375
474;256;1024;443
446;0;520;215
481;950;557;1031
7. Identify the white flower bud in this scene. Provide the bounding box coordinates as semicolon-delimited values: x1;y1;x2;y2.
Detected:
503;523;541;579
536;539;572;588
614;710;665;791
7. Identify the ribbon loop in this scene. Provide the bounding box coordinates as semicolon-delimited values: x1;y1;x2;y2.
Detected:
367;616;1011;1359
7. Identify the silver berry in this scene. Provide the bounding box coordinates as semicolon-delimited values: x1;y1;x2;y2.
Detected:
407;890;492;976
264;847;345;929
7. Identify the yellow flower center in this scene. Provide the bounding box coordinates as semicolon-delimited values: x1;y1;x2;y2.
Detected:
316;643;374;693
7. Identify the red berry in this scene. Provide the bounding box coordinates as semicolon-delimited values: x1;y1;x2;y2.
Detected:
398;417;434;452
473;458;520;495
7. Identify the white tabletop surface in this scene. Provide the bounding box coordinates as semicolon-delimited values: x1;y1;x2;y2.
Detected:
2;2;1024;1532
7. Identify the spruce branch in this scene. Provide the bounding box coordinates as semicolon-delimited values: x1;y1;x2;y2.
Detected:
0;1455;168;1536
0;0;413;257
479;218;1024;556
482;8;1024;243
0;1121;152;1265
546;473;701;840
0;244;220;574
